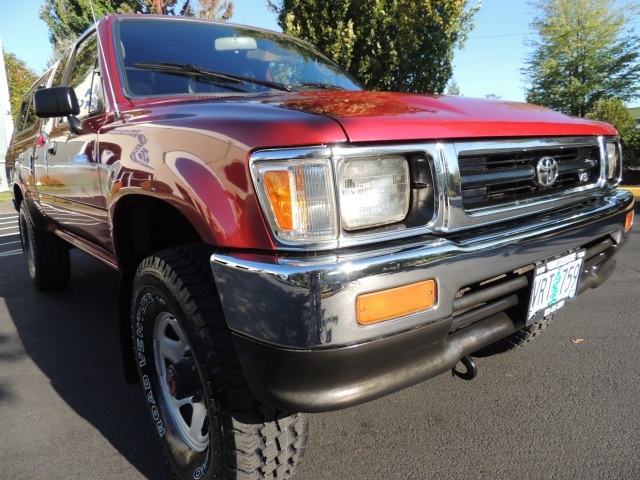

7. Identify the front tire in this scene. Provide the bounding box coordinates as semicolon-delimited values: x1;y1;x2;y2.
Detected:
19;203;70;291
132;245;308;480
474;315;553;357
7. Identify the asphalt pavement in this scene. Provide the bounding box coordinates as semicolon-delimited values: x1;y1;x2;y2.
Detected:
0;205;20;261
0;203;638;480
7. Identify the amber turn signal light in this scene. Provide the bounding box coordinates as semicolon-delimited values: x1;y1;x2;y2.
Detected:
356;279;436;326
625;209;634;233
263;171;293;231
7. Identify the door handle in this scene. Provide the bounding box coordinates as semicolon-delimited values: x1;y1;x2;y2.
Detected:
48;142;57;155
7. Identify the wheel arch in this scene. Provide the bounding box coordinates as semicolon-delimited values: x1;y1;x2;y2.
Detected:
111;193;209;273
111;194;213;385
12;184;23;210
16;190;51;232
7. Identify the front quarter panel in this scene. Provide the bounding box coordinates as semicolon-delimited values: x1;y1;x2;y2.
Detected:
100;122;275;250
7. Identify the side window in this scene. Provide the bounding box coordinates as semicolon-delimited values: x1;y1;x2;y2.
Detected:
52;48;73;87
15;98;32;132
14;71;52;134
67;33;103;118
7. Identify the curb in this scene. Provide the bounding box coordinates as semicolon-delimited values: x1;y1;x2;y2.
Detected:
619;187;640;198
0;202;16;215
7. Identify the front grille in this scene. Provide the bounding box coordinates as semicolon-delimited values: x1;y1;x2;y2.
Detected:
449;235;617;333
459;143;601;210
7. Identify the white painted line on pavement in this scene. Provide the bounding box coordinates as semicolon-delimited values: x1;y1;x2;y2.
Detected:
0;240;20;247
0;249;22;258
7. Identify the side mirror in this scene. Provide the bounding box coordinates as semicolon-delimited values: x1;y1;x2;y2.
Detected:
34;87;82;134
34;87;80;118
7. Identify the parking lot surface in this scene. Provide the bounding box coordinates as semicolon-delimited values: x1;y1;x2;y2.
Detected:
0;204;638;479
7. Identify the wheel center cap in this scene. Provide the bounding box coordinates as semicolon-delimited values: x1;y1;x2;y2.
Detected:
166;368;178;397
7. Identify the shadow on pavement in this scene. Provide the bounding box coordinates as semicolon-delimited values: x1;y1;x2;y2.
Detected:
0;248;172;479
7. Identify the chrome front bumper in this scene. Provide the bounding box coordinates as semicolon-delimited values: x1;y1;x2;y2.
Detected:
210;190;633;411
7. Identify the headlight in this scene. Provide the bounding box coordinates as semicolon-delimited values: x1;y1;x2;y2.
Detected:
606;141;621;182
338;156;410;230
252;152;412;244
253;159;338;242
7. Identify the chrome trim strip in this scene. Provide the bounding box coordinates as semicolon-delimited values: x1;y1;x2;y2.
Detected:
249;136;618;251
250;144;442;251
454;136;601;155
211;190;633;348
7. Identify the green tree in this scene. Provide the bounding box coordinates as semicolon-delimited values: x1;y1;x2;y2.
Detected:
41;0;234;57
623;129;640;170
586;98;639;169
268;0;481;93
40;0;143;56
3;51;38;121
586;98;636;137
144;0;233;16
524;0;640;117
446;80;461;95
193;0;233;19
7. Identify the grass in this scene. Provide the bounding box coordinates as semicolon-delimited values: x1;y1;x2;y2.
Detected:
0;191;13;203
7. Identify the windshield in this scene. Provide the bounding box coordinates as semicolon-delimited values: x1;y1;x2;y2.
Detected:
114;18;363;97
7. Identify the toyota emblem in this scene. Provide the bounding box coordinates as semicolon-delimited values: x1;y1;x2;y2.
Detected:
536;156;559;187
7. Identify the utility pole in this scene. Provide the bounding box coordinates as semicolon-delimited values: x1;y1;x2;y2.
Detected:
0;35;15;192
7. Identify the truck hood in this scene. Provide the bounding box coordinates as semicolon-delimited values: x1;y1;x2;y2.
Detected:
256;90;617;142
126;90;616;149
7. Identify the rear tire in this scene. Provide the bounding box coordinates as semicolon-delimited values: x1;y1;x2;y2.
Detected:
132;245;308;480
474;315;553;357
19;203;70;291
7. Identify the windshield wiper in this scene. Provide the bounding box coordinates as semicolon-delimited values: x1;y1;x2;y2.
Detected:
287;82;347;91
134;62;292;92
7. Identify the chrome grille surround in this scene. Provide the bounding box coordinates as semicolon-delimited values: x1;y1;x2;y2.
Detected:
250;136;618;251
457;137;602;210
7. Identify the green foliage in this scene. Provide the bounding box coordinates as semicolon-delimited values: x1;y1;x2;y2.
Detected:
3;51;38;121
268;0;481;93
40;0;234;57
586;98;636;137
524;0;640;117
623;128;640;170
40;0;142;56
193;0;233;19
586;98;639;170
446;80;461;95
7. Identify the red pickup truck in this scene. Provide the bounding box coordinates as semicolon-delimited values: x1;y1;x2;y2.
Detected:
7;14;635;480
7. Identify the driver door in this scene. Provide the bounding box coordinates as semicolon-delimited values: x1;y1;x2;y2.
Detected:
36;31;112;252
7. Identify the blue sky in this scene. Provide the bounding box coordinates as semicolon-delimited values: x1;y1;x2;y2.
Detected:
1;0;638;107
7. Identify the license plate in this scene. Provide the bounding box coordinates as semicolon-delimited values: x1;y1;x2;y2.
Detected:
527;250;585;323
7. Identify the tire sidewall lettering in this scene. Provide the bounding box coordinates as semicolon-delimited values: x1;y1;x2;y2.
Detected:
193;449;209;480
135;293;154;368
137;292;171;440
134;279;213;478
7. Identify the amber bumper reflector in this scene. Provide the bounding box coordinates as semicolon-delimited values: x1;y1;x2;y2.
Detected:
625;210;634;233
357;280;436;326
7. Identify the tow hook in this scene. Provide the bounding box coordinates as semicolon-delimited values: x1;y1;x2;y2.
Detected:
452;355;478;381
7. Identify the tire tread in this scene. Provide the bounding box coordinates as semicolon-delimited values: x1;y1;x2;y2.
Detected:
474;315;553;357
20;204;70;291
136;245;307;480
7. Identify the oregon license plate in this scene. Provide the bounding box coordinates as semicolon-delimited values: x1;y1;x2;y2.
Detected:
527;250;585;323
